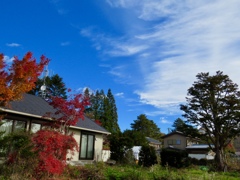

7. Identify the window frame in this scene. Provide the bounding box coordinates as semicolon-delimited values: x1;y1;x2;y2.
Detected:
167;139;181;145
29;122;42;133
0;119;27;135
79;132;95;160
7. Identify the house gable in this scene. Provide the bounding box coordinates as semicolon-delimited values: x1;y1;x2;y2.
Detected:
161;131;201;150
0;94;110;135
0;93;111;163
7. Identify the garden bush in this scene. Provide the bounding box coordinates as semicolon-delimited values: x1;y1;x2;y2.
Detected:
32;129;78;178
161;147;188;168
0;131;39;180
138;145;158;167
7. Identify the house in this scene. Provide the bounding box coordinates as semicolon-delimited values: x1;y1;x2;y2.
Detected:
146;137;162;150
186;144;215;160
161;131;201;150
0;93;111;165
161;131;215;160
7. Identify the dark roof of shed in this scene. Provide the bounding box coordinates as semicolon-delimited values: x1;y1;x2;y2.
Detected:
1;93;110;134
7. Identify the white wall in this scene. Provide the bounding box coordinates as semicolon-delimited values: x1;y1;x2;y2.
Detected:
67;129;106;162
102;150;111;162
67;129;81;161
188;154;206;160
94;133;103;161
188;154;214;160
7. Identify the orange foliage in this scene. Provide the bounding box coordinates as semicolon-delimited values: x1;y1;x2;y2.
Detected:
0;52;49;107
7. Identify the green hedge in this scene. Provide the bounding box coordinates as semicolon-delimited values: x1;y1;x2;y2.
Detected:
161;147;188;168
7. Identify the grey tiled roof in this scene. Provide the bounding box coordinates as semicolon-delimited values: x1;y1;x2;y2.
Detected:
146;137;161;145
75;115;110;134
9;93;56;117
161;131;185;138
3;94;110;134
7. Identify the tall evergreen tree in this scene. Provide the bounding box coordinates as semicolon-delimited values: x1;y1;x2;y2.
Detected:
85;89;105;121
103;89;120;134
29;74;67;99
172;118;199;137
84;89;121;134
83;88;95;119
131;114;162;141
180;71;240;171
122;129;147;146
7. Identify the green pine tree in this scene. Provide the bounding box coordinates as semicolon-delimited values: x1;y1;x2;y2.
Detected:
131;114;162;141
85;89;121;134
102;89;120;134
29;74;67;99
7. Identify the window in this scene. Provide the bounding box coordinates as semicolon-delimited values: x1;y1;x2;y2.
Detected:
79;133;95;160
0;119;13;136
167;139;181;145
14;120;26;132
167;139;173;145
176;139;181;145
30;123;41;133
0;119;27;136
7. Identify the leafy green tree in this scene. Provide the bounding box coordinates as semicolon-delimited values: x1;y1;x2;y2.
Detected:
138;145;158;167
180;71;240;171
172;118;199;137
109;133;133;163
29;74;67;99
131;114;162;141
122;129;147;146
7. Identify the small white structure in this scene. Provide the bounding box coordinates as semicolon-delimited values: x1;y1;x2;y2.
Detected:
132;146;141;160
186;144;215;160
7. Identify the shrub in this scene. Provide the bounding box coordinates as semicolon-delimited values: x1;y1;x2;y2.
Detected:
138;145;158;167
64;162;106;180
0;131;38;179
121;149;136;165
32;129;78;178
109;133;133;164
161;147;188;168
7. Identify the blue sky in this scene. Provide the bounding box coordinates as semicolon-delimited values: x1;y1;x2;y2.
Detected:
1;0;240;134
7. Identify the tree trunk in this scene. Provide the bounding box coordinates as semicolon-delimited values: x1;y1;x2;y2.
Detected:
215;148;227;171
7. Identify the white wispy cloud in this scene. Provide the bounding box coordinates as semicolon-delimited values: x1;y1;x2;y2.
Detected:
60;41;70;46
77;86;95;95
3;56;15;64
6;43;21;47
133;0;240;109
87;0;240;115
159;117;172;124
80;27;149;56
50;0;68;15
107;44;148;57
115;92;124;98
106;0;137;8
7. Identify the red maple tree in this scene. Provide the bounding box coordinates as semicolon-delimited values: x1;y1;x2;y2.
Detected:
32;130;78;176
32;92;89;177
0;52;49;107
49;93;90;130
0;52;90;177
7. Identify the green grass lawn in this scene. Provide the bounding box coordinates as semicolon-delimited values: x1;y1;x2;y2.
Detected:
1;161;239;179
62;163;240;180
